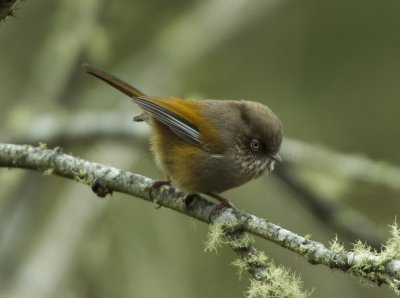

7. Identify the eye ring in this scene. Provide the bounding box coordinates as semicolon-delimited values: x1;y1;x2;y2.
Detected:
250;139;261;152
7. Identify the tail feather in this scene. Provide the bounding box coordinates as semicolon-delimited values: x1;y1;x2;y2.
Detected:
82;63;146;98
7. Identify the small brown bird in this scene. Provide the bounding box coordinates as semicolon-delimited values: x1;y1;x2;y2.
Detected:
83;64;283;209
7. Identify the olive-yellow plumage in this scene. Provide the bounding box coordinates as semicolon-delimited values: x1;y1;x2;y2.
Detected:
83;63;283;208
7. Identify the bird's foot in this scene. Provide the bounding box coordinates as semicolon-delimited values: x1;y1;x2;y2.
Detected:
206;192;237;221
149;178;171;209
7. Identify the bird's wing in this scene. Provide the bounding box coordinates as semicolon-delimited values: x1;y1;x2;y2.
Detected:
136;96;224;153
135;96;201;146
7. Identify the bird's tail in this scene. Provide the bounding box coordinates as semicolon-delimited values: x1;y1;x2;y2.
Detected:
82;63;146;98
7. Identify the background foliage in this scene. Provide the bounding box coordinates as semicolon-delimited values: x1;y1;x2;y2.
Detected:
0;0;399;297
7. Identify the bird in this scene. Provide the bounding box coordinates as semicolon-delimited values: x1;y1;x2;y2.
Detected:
82;63;283;211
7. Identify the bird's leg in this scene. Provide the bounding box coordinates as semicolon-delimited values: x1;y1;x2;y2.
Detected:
206;192;237;219
151;177;172;189
150;176;171;209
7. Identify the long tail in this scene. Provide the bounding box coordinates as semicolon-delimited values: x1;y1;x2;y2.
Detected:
82;63;146;98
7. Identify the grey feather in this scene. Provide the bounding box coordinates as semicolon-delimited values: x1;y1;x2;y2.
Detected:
135;98;202;146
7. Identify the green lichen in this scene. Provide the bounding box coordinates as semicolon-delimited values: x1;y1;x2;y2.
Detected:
206;223;310;297
387;278;400;296
231;258;249;280
69;168;92;185
38;142;47;149
352;240;375;257
228;232;255;249
204;219;242;252
348;221;400;295
350;240;376;276
329;235;345;254
245;263;311;298
205;222;226;253
231;241;268;280
248;251;268;266
380;220;400;261
232;250;269;280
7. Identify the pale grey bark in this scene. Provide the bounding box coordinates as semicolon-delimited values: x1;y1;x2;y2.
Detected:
0;143;273;290
1;112;391;248
0;143;399;292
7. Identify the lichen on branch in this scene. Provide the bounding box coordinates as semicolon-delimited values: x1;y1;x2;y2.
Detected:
0;143;399;295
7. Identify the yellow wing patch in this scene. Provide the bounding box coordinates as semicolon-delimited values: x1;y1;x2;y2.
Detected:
145;96;224;153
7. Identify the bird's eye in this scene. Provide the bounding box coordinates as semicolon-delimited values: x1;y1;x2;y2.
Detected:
250;139;261;152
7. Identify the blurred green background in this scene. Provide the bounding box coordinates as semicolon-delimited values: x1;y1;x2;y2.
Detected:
0;0;399;297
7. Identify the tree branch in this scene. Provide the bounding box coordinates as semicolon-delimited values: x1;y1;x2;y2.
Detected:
0;143;279;294
283;138;400;192
0;0;17;21
1;113;390;246
275;165;384;248
0;143;399;293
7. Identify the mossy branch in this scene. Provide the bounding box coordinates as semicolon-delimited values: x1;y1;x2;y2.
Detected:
2;112;392;248
0;143;399;295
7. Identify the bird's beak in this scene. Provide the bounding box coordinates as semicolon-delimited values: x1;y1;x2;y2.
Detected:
270;153;282;163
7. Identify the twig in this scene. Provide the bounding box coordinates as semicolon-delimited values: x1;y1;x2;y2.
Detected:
0;0;17;21
1;113;392;246
0;143;273;291
0;143;399;293
282;138;400;191
0;112;149;145
1;113;393;246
